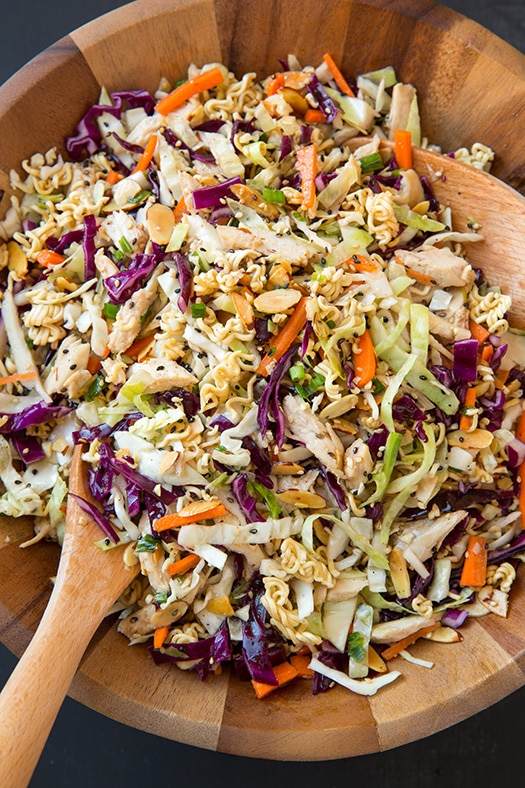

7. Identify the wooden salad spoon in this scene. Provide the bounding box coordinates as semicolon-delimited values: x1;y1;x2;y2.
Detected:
0;445;140;788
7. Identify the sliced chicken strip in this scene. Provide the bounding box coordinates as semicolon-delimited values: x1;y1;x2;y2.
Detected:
282;394;344;478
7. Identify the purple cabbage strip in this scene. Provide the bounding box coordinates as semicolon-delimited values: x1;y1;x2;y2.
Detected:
299;125;313;146
279;134;292;160
192;177;243;210
392;394;426;423
105;253;159;304
241;593;278;685
440;609;469;629
46;229;84;254
210;414;236;432
453;338;479;383
173;252;193;313
254;317;272;345
367;425;389;459
195;119;226;133
88;441;114;501
319;464;347;510
420;175;439;212
11;432;45;465
242;436;273;477
301;321;313;358
143;491;168;525
487;531;525;565
154;388;200;417
366;501;384;523
82;214;98;281
0;403;73;434
110;453;179;505
66;90;155;159
232;473;259;522
257;343;298;448
126;479;142;518
110;132;144;154
307;74;338;122
69;492;120;543
73;412;141;444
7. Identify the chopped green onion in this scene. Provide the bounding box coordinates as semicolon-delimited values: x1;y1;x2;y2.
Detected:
248;480;281;519
154;591;169;605
113;249;125;262
103;302;120;320
118;235;133;254
85;375;107;402
289;364;306;382
347;631;366;662
128;189;152;205
191;302;207;318
359;152;384;174
263;186;286;204
326;319;336;329
136;534;160;553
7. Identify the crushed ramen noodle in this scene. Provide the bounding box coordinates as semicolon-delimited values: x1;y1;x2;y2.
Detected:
1;55;524;698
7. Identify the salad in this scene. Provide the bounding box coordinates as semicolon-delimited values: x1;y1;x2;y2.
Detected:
0;54;524;699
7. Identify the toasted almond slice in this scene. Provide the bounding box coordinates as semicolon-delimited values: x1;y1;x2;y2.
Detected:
279;87;310;115
276;489;326;508
331;418;357;435
230;183;280;219
159;451;179;474
254;287;301;314
423;626;463;643
268;262;292;288
7;240;28;279
151;601;188;627
231;291;254;328
388;547;411;600
367;645;388;673
147;202;175;245
319;395;358;420
271;462;305;475
177;497;223;518
448;429;493;449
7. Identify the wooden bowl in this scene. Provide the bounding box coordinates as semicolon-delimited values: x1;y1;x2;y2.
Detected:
1;0;525;760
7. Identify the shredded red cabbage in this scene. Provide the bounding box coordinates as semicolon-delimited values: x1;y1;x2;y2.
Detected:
173;252;193;312
307;74;338;122
105;253;159;304
192;177;243;210
241;592;278;685
69;492;120;543
232;473;259;522
82;214;98;281
257;343;298;447
453;338;479;383
0;402;73;434
46;229;84;254
11;432;45;465
440;609;468;629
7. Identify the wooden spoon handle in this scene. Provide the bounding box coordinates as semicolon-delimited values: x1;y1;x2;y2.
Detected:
0;586;102;788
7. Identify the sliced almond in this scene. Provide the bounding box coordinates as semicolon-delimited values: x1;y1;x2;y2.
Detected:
147;203;175;245
151;600;188;627
159;451;179;474
271;462;305;475
279;87;310;116
177;497;222;518
268;261;292;288
7;240;28;280
230;183;280;219
388;547;411;600
448;429;493;449
319;395;358;420
423;626;463;643
231;291;254;328
331;418;357;435
254;287;301;314
276;489;326;508
477;585;509;618
367;645;388;673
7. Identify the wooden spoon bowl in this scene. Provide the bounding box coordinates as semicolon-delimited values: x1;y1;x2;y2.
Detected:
1;0;525;762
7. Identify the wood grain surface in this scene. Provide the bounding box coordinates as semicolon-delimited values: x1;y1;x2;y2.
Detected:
1;0;525;762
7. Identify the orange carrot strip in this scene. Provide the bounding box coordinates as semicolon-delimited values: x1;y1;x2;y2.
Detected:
266;72;285;96
106;169;124;185
344;254;377;273
0;371;37;387
304;108;326;123
394;129;413;170
516;410;525;442
36;249;66;267
167;554;201;577
131;135;157;175
251;661;299;699
231;291;254;329
86;356;102;376
352;328;376;388
257;296;308;377
405;267;434;287
172;195;187;222
323;53;355;97
381;623;440;661
495;367;510;390
155;67;224;115
459;386;477;431
153;625;170;648
296;144;317;211
481;344;493;364
154;503;228;532
289;655;314;677
460;535;488;587
125;333;156;361
469;319;490;345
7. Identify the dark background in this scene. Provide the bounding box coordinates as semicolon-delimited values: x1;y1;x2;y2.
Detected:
0;1;523;786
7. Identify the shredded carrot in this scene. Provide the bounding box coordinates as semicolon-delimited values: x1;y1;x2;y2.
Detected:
231;291;254;329
289;655;314;677
469;319;490;345
0;371;37;387
106;169;124;186
131;135;157;175
323;53;355;97
304;108;326;124
405;267;433;287
381;623;440;661
155;67;224;115
154;503;228;532
266;72;285;96
352;328;376;388
516;410;525;442
36;249;66;267
495;367;510;389
102;345;111;360
167;553;201;577
257;296;308;377
460;535;488;587
172;195;187;222
480;344;493;364
296;144;317;211
86;356;102;376
394;129;413;170
124;334;156;360
459;386;477;431
251;661;299;699
344;254;377;273
153;625;170;648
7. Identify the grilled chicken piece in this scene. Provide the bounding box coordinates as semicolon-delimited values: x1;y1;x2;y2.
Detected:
393;510;468;563
128;358;197;392
138;551;170;593
100;209;148;253
107;271;161;354
387;83;418;139
117;604;156;641
371;614;439;644
44;334;92;398
344;438;373;490
282;394;344;478
216;225;314;266
395;246;475;288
